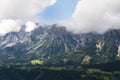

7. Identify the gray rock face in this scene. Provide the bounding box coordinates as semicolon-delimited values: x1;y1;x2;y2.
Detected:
0;26;31;48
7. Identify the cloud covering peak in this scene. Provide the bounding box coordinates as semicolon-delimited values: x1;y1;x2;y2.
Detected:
0;0;56;35
25;21;37;32
68;0;120;33
0;19;21;35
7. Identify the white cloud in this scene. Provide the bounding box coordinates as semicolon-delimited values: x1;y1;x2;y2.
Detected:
25;21;36;32
0;0;56;21
0;19;21;35
68;0;120;33
0;0;57;35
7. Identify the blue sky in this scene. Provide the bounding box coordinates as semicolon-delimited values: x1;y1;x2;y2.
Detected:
39;0;78;22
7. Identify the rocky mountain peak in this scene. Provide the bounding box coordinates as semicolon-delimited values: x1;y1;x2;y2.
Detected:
0;24;120;64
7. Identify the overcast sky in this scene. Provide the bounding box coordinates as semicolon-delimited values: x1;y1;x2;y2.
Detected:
0;0;120;35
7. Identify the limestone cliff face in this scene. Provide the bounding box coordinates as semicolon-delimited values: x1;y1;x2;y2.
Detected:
96;40;104;55
117;45;120;57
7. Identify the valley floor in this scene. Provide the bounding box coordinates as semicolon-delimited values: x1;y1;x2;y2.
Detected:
0;62;120;80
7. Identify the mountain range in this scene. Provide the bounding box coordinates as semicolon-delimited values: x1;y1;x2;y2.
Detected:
0;23;120;65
